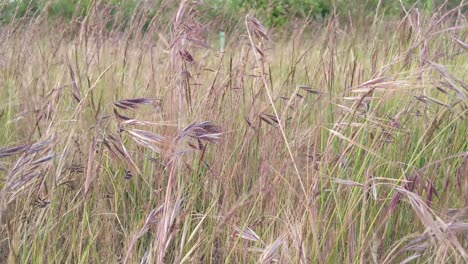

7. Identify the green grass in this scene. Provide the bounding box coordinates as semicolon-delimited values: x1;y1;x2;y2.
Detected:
0;2;467;263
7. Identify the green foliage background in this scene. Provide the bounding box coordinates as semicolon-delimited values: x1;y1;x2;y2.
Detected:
0;0;464;27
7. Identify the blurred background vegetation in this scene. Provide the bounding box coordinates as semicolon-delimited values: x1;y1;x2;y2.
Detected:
0;0;464;29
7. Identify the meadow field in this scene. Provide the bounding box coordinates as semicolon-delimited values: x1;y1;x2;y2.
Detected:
0;1;467;263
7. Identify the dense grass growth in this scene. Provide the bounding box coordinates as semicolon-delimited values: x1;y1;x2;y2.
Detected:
0;1;467;263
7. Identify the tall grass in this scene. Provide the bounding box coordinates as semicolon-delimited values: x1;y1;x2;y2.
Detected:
0;1;467;263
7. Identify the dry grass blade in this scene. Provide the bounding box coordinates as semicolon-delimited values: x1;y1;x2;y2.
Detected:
258;237;284;264
440;80;467;101
403;189;443;237
0;144;30;158
114;98;160;110
113;108;132;121
186;36;212;49
179;49;194;63
103;135;124;160
124;204;165;264
428;61;467;94
126;129;166;144
260;113;279;127
30;154;55;165
395;187;468;259
326;128;383;159
400;254;423;264
26;139;52;154
235;226;265;245
176;121;223;143
246;15;269;60
104;133;140;176
297;85;325;95
356;76;387;88
84;139;96;198
246;15;270;41
447;222;468;233
6;139;52;166
336;122;364;127
342;96;380;102
4;139;54;202
415;95;455;112
68;63;81;103
451;36;468;51
118;141;140;176
156;199;184;263
333;178;365;187
348;73;406;93
435;85;448;95
125;129;166;153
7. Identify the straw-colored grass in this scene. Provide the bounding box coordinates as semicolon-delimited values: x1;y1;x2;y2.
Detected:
0;2;467;263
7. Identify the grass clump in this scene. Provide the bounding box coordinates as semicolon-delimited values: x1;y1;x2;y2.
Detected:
0;1;467;263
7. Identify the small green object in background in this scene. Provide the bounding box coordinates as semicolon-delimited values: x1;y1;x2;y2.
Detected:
220;31;225;52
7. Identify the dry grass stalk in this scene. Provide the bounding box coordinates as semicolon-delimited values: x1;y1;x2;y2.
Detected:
124;203;165;264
